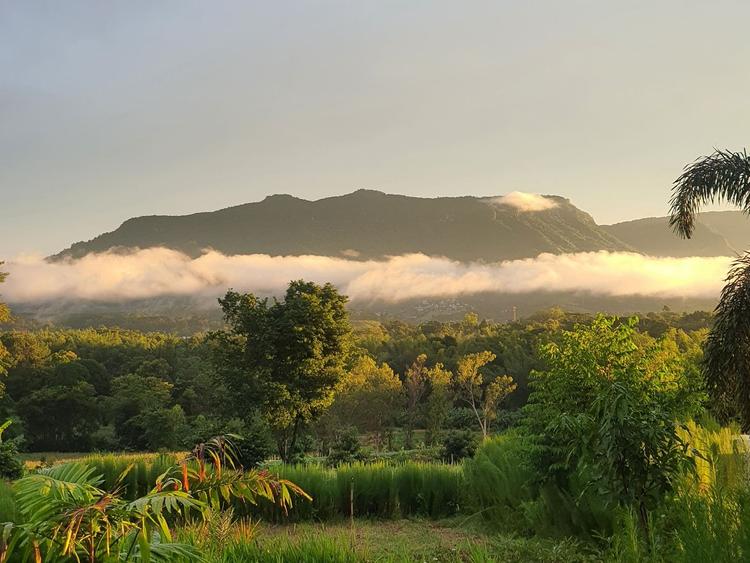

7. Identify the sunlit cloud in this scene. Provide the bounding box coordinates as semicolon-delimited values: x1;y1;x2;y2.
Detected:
0;249;732;304
488;192;559;212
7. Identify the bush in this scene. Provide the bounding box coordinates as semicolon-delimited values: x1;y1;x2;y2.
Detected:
89;424;119;451
233;418;274;469
463;432;535;531
441;430;477;462
524;316;704;535
445;407;478;430
0;440;23;480
0;422;23;480
327;427;368;467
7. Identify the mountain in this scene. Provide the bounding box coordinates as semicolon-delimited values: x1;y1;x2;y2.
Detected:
601;217;734;257
55;190;632;262
697;211;750;253
603;211;750;257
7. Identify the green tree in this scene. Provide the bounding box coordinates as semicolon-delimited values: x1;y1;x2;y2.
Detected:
328;355;402;450
525;316;703;529
403;354;429;449
456;351;516;438
424;363;453;445
0;264;10;376
214;280;351;462
669;149;750;426
18;380;100;450
110;373;178;450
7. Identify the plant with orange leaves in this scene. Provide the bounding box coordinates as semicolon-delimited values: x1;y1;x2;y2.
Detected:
0;436;308;562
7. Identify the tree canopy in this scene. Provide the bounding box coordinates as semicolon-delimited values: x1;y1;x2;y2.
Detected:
213;280;352;461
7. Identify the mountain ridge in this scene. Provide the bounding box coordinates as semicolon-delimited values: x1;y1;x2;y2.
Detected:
54;190;632;262
53;190;750;262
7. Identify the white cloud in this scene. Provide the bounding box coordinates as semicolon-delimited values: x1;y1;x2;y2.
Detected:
489;192;559;212
1;249;733;304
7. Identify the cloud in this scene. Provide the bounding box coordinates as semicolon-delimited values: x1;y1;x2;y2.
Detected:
489;192;558;212
0;249;733;304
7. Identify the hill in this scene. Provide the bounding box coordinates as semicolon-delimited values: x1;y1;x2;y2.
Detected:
601;217;734;257
603;211;750;257
54;190;631;262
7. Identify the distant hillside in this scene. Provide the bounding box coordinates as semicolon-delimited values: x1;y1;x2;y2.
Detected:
603;211;750;257
698;211;750;253
54;190;631;262
602;218;734;257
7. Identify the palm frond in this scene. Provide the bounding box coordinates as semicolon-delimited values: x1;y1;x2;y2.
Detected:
703;252;750;427
669;149;750;238
15;463;103;523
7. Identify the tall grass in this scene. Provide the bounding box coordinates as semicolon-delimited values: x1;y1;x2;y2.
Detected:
677;419;748;492
462;432;535;531
70;454;462;522
83;452;179;499
246;462;462;522
187;534;362;563
607;420;750;562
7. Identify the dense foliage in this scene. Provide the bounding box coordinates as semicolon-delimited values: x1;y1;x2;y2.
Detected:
211;281;352;461
0;302;711;456
525;316;704;530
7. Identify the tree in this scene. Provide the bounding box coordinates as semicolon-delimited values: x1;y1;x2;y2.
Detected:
525;316;702;530
669;149;750;427
424;362;453;445
0;264;10;377
403;354;429;448
328;355;402;450
214;280;351;462
17;359;103;450
456;351;516;438
110;373;178;450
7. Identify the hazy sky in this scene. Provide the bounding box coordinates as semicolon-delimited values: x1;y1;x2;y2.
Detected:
2;1;750;257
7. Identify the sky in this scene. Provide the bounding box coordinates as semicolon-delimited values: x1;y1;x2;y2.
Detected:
2;1;750;258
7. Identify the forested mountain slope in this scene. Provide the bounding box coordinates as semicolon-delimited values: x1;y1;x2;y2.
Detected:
54;190;631;262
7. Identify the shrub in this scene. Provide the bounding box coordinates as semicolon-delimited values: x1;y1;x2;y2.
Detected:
446;407;478;430
463;432;535;531
0;421;23;480
327;427;368;467
233;418;275;469
441;430;477;462
524;316;703;534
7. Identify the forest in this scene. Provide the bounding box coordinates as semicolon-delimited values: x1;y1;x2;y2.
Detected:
0;289;710;458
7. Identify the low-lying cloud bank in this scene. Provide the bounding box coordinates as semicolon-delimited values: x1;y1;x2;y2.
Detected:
1;249;733;304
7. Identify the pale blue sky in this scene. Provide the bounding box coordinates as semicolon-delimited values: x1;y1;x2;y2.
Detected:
2;1;749;257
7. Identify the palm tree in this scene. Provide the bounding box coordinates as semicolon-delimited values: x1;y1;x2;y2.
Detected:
669;149;750;427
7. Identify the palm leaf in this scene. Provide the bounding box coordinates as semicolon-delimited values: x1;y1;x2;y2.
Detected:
669;149;750;238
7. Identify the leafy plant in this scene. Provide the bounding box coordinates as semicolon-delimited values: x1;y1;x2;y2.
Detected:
0;421;23;480
0;435;309;561
524;316;703;534
327;427;367;467
441;430;477;463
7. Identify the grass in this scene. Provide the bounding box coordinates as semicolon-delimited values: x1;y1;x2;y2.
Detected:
248;461;463;522
179;517;600;562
